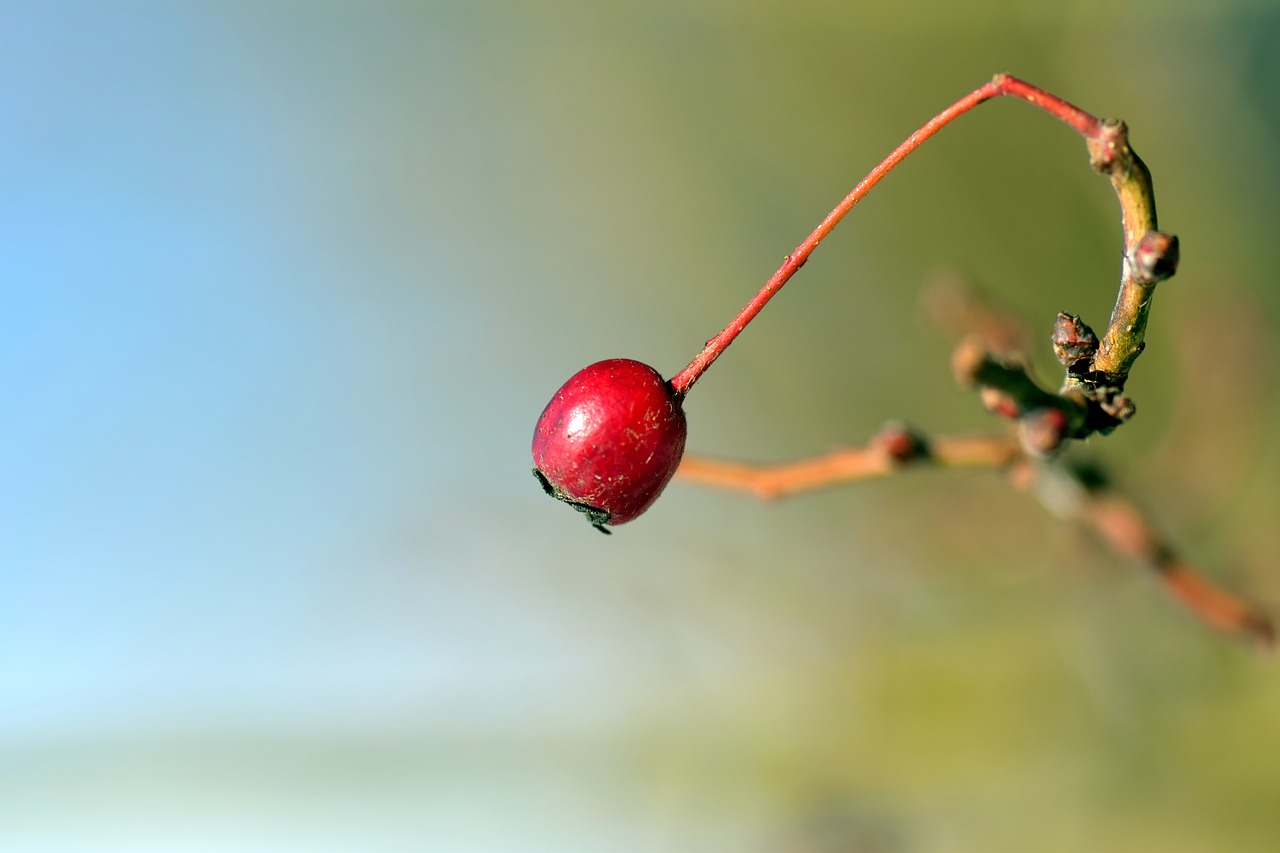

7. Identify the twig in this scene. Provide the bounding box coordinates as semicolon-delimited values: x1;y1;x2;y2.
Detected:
1014;463;1275;649
1084;129;1179;383
676;425;1022;499
677;440;1274;649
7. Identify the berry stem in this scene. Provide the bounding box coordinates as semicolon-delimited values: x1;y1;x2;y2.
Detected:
668;74;1102;398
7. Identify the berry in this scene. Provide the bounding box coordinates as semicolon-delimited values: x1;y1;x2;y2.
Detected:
532;359;687;531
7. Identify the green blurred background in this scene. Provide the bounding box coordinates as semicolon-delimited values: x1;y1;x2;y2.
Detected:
4;1;1280;850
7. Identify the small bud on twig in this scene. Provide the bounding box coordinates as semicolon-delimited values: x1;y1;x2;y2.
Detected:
1051;312;1099;366
1021;408;1070;458
874;421;930;464
1100;393;1136;422
1133;231;1180;283
980;387;1022;420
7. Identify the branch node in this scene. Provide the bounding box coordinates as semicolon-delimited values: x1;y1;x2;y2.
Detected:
1086;120;1131;174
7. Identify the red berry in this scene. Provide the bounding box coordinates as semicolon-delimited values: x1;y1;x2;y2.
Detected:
532;359;687;531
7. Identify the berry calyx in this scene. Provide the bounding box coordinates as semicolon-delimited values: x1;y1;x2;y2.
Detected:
531;359;687;532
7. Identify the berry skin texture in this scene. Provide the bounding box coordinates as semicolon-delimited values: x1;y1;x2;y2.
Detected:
532;359;687;531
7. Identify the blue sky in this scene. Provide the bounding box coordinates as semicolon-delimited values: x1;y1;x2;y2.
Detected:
1;3;503;734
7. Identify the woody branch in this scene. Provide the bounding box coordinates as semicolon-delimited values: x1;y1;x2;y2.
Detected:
672;77;1264;646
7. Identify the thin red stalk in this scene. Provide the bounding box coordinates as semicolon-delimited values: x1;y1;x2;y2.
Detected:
668;74;1102;397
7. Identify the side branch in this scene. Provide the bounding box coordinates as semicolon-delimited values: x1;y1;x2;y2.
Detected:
1014;464;1274;649
950;335;1132;454
676;424;1022;499
678;437;1274;649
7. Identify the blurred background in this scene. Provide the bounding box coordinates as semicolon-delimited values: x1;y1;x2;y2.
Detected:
4;1;1280;850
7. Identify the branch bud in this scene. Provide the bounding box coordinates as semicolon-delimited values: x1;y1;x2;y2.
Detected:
873;421;930;464
1132;231;1180;283
1051;312;1098;366
980;387;1022;420
1020;408;1069;458
1100;393;1136;423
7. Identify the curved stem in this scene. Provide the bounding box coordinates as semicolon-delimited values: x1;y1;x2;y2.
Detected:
668;74;1102;397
